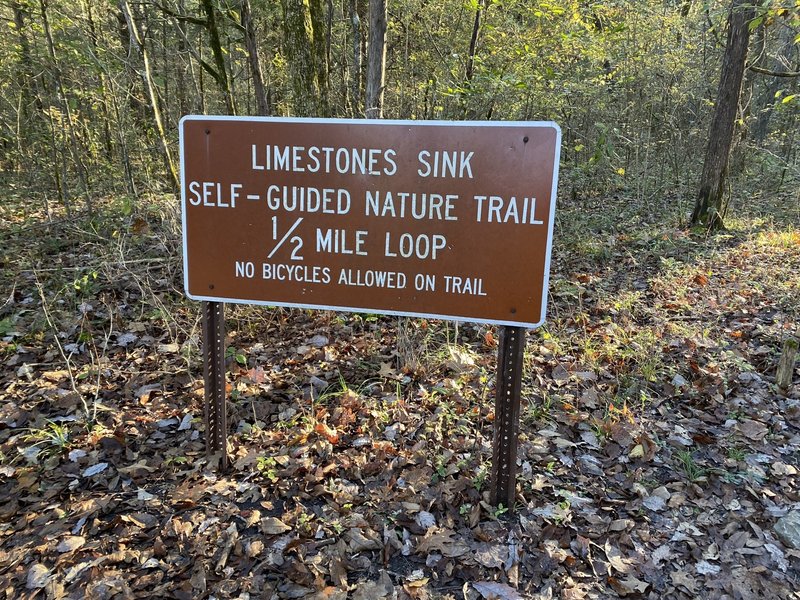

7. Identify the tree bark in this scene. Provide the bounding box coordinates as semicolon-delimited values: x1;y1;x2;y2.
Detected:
200;0;236;115
691;0;754;230
240;0;269;116
465;0;484;84
177;0;189;115
120;0;179;191
280;0;319;116
462;0;485;118
308;0;330;115
365;0;387;118
349;0;362;115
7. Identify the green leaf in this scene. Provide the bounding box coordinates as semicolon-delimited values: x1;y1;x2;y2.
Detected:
782;94;796;104
0;317;13;336
748;16;763;32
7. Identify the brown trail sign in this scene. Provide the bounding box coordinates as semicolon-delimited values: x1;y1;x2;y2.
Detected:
180;116;561;508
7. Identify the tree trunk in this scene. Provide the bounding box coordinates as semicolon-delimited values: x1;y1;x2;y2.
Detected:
280;0;319;116
691;0;754;230
465;0;484;84
119;0;179;191
309;0;330;116
349;0;361;115
200;0;236;115
365;0;387;118
240;0;269;116
177;0;188;116
462;0;485;118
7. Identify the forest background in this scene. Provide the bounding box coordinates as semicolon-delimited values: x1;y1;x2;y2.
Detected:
0;1;799;599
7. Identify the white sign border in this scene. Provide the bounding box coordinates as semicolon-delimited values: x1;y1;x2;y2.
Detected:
179;115;561;329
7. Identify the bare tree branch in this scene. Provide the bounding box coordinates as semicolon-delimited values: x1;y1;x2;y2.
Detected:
749;64;800;77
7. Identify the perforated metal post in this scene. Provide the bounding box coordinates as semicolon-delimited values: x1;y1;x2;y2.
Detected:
490;326;526;510
202;301;228;470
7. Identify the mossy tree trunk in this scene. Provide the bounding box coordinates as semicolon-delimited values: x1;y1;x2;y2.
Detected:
308;0;330;116
349;0;362;115
365;0;387;118
240;0;269;116
691;0;755;230
280;0;319;116
200;0;236;115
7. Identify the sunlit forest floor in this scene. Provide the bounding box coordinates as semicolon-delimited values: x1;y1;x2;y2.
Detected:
0;188;798;599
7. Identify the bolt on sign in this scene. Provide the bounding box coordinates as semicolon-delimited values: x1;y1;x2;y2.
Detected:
180;117;561;328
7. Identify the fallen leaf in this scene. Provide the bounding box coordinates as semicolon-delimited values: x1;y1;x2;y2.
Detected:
309;334;329;347
137;489;156;501
695;560;720;575
417;528;470;558
68;449;86;462
247;366;268;383
378;362;396;377
56;536;85;553
473;543;507;569
651;544;672;566
415;511;436;531
472;581;523;600
261;517;292;535
671;570;697;594
346;528;381;552
27;564;51;589
738;419;768;441
604;541;632;574
329;556;348;589
608;575;648;596
82;462;109;477
351;570;394;600
642;495;665;512
315;422;340;444
552;364;570;384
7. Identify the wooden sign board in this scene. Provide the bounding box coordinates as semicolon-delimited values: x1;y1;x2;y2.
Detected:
180;117;561;328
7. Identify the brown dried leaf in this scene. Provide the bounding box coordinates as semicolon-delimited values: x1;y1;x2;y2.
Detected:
261;517;292;535
671;570;697;594
56;536;85;553
472;581;524;600
417;528;470;558
738;419;768;441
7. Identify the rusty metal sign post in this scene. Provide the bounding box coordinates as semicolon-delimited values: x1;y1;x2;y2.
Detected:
490;326;526;509
202;300;228;470
181;116;561;504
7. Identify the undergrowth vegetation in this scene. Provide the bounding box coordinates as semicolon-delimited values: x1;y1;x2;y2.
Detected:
1;186;798;597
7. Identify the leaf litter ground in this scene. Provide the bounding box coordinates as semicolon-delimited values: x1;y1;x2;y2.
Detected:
0;195;798;599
